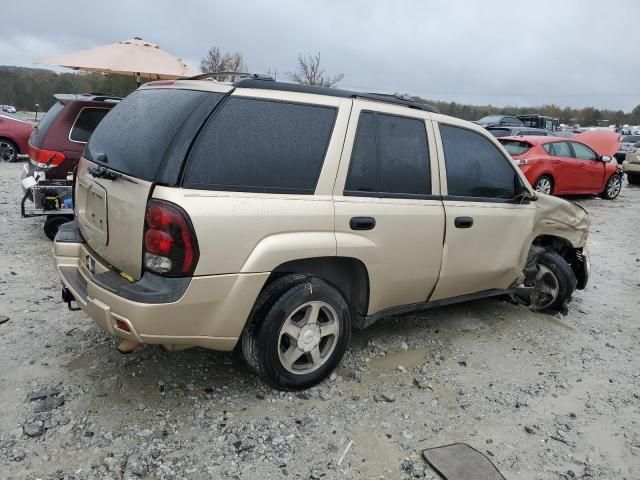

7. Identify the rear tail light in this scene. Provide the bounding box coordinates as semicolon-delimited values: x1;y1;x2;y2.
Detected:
514;158;529;166
28;144;65;168
143;199;199;276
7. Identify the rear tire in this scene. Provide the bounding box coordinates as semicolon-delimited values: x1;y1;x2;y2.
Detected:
0;139;18;162
242;274;351;390
628;174;640;185
600;174;622;199
44;215;72;241
533;175;554;195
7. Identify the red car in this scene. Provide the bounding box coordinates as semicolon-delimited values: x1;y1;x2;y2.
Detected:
499;134;623;200
0;113;33;162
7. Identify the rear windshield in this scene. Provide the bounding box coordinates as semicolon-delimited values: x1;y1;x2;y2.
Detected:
85;88;211;181
30;101;64;145
499;139;532;156
487;128;512;138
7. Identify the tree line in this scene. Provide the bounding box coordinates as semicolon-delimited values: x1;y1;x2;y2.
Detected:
2;49;639;126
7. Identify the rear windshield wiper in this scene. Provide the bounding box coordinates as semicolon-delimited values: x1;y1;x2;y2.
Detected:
87;163;137;184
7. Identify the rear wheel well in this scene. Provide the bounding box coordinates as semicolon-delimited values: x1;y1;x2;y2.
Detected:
264;257;370;328
532;235;586;289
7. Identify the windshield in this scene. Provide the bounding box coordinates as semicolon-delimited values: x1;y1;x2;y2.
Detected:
487;128;512;138
499;139;532;156
30;101;64;146
622;135;640;143
477;115;504;124
86;88;217;181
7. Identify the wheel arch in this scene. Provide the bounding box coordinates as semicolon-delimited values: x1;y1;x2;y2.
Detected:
264;256;370;328
531;234;587;289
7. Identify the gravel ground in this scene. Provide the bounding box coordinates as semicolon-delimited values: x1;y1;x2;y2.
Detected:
1;160;639;480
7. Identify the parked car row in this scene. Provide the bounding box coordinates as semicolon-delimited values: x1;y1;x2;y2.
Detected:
1;104;17;113
51;76;591;388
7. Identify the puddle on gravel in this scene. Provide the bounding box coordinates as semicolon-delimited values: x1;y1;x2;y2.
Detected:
65;352;95;370
538;315;575;331
368;347;430;370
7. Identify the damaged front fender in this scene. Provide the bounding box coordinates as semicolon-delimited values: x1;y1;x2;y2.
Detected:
532;194;590;248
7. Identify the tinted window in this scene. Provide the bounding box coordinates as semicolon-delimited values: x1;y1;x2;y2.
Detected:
543;141;572;157
184;98;336;193
345;112;377;193
571;142;597;160
440;124;518;199
345;112;430;196
499;140;532;156
504;117;523;125
69;108;110;142
622;135;640;143
86;89;214;181
30;101;64;145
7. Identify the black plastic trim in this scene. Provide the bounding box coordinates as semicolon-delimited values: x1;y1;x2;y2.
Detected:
91;270;191;304
54;219;83;243
442;195;529;204
361;289;506;328
343;191;441;201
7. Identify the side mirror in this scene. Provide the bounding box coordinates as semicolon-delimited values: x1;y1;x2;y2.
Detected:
600;155;612;162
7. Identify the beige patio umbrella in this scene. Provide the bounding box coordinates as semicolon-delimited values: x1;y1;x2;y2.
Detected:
37;37;200;85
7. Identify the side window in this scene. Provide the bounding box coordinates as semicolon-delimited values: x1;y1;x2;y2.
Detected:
70;108;109;143
440;124;518;200
571;142;597;160
544;141;572;158
345;112;430;196
184;98;336;193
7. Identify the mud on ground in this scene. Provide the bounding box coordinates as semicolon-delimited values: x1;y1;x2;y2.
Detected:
1;161;639;479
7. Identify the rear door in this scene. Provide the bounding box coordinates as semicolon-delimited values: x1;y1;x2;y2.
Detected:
75;84;230;279
333;100;445;315
429;118;536;301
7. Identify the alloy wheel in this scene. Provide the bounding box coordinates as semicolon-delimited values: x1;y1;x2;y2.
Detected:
0;141;15;162
535;177;552;194
277;301;340;375
529;265;560;311
607;176;622;198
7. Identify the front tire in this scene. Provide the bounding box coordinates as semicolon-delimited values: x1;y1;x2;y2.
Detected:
242;275;351;390
527;251;577;313
533;175;554;195
600;174;622;199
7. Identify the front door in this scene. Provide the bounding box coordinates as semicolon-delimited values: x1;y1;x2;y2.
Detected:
333;101;445;316
429;120;537;301
570;141;604;192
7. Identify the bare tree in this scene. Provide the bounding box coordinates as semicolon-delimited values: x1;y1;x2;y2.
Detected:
288;53;344;88
200;47;248;74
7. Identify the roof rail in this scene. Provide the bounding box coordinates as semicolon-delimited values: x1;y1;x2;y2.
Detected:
186;72;275;82
231;78;439;113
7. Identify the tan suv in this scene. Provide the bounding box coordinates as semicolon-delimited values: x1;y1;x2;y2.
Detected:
54;76;590;389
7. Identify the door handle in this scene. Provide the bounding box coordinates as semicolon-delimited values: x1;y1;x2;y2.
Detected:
350;217;376;230
454;216;474;228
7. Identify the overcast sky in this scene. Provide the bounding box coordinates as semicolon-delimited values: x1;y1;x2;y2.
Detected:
1;0;638;111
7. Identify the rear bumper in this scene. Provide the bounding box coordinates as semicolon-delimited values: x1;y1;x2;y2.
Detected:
53;224;269;351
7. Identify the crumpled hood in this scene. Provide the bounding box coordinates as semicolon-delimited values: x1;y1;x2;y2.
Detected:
533;194;590;248
573;130;620;156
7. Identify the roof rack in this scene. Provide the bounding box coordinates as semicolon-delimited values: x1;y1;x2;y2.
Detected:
231;77;439;113
187;72;275;82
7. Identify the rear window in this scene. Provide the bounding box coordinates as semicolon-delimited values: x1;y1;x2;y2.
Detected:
499;140;532;156
487;128;512;138
183;98;336;194
30;101;64;145
70;108;110;143
86;89;212;181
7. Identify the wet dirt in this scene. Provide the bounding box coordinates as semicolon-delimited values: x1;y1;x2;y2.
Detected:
1;161;639;479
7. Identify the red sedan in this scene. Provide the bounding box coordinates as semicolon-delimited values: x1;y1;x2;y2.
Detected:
0;114;33;162
499;135;623;200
